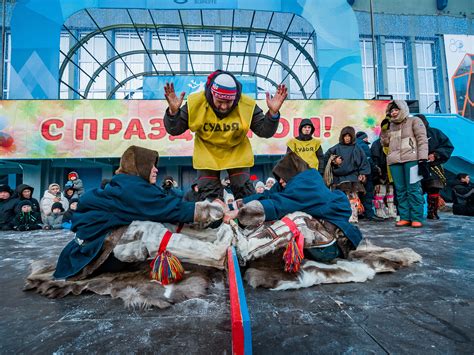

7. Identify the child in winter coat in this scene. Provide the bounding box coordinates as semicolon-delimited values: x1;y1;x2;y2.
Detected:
43;202;64;230
13;200;42;231
66;171;84;197
324;126;371;223
61;198;78;230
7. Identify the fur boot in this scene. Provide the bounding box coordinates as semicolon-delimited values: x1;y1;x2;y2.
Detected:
386;185;398;218
374;184;389;219
427;193;440;220
348;193;359;223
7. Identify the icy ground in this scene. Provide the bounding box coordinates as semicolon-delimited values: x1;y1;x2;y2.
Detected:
0;213;473;353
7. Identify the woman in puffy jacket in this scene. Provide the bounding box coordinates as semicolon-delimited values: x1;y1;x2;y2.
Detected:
384;100;428;228
40;183;69;223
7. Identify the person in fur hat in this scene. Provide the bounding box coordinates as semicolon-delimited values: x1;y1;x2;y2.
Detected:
323;126;371;223
65;171;84;197
13;200;42;231
40;183;69;223
43;202;64;230
164;70;288;201
415;114;454;220
224;152;363;260
286;118;324;174
15;184;40;214
61;198;79;230
54;145;225;280
452;173;474;216
0;184;18;230
384;100;428;228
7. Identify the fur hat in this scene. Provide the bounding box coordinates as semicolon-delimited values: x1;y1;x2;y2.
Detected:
339;126;356;144
273;152;310;183
51;202;64;212
116;146;159;181
386;100;410;123
0;184;12;194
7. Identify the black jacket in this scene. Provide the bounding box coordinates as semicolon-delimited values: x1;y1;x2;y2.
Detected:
15;184;40;213
370;139;388;184
164;71;280;139
0;196;19;229
13;211;41;230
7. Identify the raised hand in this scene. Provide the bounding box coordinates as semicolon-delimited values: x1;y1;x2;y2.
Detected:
265;84;288;116
164;82;185;115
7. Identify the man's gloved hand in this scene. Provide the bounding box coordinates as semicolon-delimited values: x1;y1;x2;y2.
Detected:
418;160;431;179
237;200;265;227
194;200;224;224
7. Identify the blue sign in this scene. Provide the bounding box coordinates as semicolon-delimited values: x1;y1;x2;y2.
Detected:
143;75;257;99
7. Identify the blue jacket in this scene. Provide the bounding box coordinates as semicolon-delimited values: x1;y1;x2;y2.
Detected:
243;169;363;248
54;174;195;279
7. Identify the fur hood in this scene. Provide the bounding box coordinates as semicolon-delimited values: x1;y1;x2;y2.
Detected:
116;146;159;181
298;119;315;141
386;100;410;124
272;152;310;183
339;126;356;145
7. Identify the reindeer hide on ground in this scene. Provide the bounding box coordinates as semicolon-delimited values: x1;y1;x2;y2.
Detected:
24;259;212;309
244;240;422;290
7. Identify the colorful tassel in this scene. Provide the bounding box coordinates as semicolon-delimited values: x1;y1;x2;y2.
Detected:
150;230;184;285
283;236;304;273
150;250;184;285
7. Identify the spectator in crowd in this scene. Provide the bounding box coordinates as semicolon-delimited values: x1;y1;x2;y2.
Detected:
61;198;79;230
164;70;287;200
183;182;200;202
452;173;474;216
40;183;69;223
13;200;42;231
355;131;383;221
383;100;428;228
324;126;371;223
265;177;276;190
415;114;454;220
15;184;40;214
64;186;78;202
54;145;224;280
43;202;64;230
286;118;324;174
161;176;183;198
255;181;265;194
65;171;84;197
0;184;18;230
371;118;397;219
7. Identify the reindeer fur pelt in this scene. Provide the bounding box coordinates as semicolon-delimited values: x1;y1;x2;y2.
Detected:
24;260;211;309
244;240;422;290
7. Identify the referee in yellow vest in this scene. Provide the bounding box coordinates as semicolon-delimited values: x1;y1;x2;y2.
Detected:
164;70;288;200
286;119;324;174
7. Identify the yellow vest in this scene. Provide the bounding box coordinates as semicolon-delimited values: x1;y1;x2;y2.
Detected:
383;146;393;183
287;138;322;169
187;91;256;170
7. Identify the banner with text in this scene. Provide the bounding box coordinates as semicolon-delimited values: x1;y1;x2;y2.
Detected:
0;100;389;159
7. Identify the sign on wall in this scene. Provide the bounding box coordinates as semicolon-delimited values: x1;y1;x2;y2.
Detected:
443;34;474;119
0;100;389;159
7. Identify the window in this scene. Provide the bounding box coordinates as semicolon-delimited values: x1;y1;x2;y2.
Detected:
385;39;409;100
289;35;315;99
79;33;107;98
360;38;377;99
187;32;214;72
255;35;282;99
222;34;249;73
151;30;180;72
59;32;70;99
114;31;145;99
416;40;439;113
2;33;10;99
